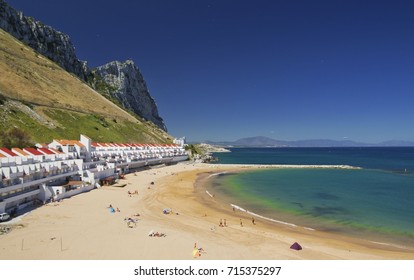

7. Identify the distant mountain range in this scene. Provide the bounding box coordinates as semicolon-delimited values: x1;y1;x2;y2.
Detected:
205;136;414;147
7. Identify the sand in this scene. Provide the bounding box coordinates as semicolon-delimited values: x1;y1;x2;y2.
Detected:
1;162;413;260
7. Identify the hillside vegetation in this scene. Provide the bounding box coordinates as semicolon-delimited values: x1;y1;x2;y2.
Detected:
0;28;171;145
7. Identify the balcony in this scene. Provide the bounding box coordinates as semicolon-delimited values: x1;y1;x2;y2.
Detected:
1;189;40;205
0;168;80;191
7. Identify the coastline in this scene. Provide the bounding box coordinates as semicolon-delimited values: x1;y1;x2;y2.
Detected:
192;165;414;258
200;166;414;248
1;162;413;260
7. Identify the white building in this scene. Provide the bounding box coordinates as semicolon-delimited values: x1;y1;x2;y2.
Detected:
173;137;186;147
1;147;83;214
0;135;188;216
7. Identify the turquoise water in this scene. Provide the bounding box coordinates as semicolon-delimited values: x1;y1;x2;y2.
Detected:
210;148;414;246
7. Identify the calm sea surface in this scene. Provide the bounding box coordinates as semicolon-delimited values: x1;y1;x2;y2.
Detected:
209;147;414;246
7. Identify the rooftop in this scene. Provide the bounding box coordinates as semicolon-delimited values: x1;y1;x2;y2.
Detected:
55;140;85;147
38;148;56;155
48;148;65;154
0;148;18;157
11;148;30;156
23;147;44;156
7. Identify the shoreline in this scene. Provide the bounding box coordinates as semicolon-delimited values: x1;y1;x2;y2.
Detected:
180;163;414;258
199;165;414;251
1;162;413;259
188;164;414;256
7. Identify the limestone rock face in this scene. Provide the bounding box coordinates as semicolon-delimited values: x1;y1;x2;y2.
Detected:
0;0;88;80
95;60;167;131
0;0;167;131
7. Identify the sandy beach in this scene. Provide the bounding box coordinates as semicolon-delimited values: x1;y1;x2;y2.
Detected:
1;162;413;260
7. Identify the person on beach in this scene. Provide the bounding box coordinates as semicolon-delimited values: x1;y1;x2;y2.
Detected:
224;219;227;227
240;219;243;227
193;243;205;257
193;243;201;258
252;217;256;225
219;219;224;227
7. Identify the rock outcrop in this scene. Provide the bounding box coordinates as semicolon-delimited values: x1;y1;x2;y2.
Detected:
0;0;167;132
0;0;88;80
95;60;167;131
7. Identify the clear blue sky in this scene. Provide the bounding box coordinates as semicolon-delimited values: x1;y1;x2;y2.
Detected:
6;0;414;143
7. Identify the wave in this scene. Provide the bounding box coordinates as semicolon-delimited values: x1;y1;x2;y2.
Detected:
205;190;214;198
229;203;315;231
369;240;408;250
204;170;319;231
206;171;228;179
230;203;412;249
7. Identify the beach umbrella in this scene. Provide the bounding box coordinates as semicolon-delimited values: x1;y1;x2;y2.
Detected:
290;242;302;250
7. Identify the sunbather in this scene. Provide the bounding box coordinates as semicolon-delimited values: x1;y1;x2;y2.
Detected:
149;231;166;237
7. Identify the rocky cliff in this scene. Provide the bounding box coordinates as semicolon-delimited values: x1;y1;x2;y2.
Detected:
0;0;88;80
0;0;167;132
94;60;167;131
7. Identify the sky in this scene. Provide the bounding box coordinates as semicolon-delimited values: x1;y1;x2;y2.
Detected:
5;0;414;143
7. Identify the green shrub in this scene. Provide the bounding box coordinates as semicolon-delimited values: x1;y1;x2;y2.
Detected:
0;127;33;148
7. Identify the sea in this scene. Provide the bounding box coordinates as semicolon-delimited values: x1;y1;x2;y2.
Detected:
208;147;414;247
